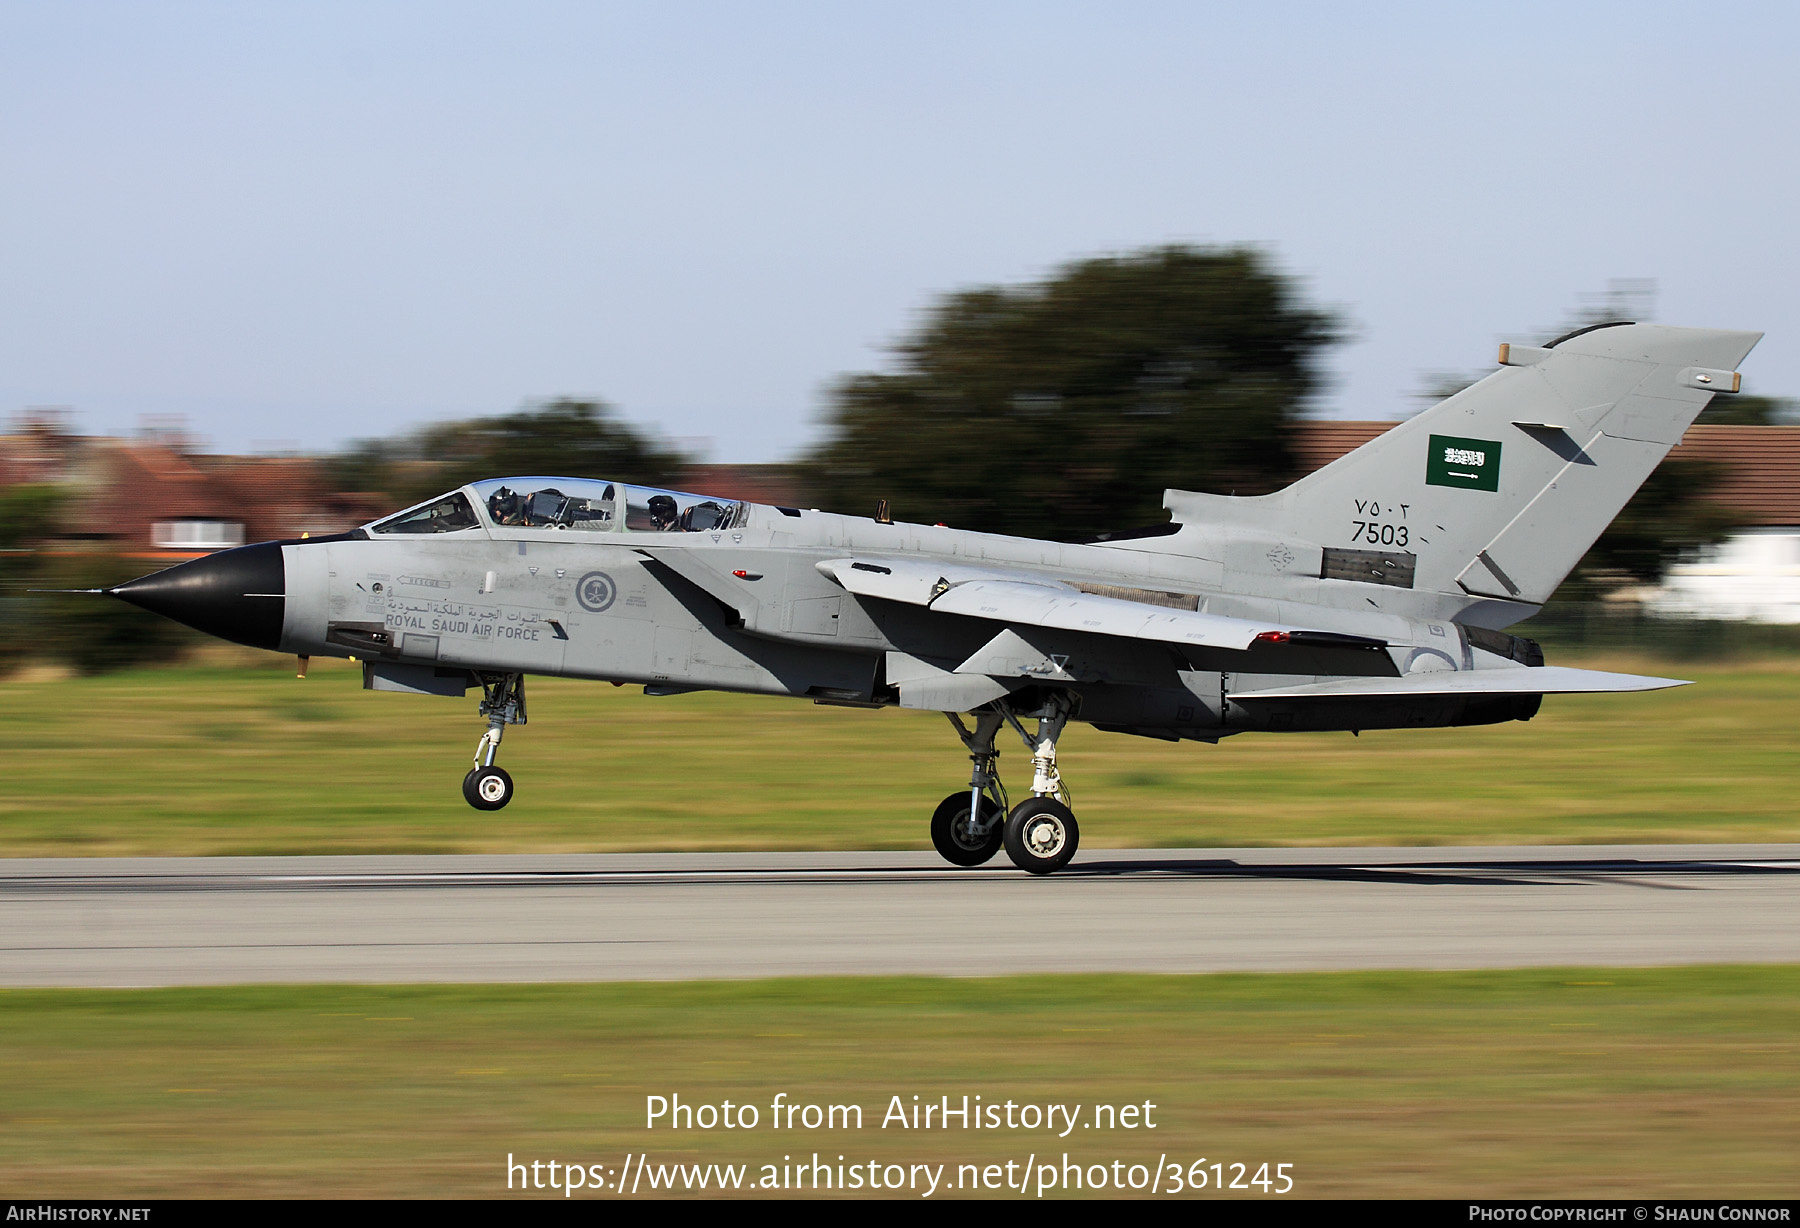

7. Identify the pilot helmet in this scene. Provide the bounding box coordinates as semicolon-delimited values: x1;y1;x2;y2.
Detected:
488;487;523;522
648;494;679;527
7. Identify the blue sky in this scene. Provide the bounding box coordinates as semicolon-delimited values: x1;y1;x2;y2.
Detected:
3;2;1795;461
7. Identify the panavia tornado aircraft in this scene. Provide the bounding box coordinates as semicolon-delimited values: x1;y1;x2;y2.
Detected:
104;322;1759;873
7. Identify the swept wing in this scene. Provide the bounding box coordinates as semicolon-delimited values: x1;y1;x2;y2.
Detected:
816;555;1395;675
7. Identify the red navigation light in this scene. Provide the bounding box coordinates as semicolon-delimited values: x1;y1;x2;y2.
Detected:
1254;630;1291;644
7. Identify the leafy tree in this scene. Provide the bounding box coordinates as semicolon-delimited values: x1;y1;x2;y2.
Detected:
0;484;64;557
329;399;689;510
0;487;198;674
28;554;200;675
0;485;66;672
800;246;1341;540
1699;392;1796;426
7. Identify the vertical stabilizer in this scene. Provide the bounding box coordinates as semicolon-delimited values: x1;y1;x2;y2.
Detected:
1163;322;1761;607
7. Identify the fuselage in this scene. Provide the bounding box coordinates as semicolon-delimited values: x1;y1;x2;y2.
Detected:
114;475;1538;741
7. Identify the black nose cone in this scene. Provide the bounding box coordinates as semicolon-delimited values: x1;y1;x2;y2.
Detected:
111;541;286;651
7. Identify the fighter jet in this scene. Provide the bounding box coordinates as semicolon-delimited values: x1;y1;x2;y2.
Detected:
104;322;1759;873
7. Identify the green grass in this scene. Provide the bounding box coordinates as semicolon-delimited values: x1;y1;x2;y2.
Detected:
2;969;1796;1197
5;652;1797;856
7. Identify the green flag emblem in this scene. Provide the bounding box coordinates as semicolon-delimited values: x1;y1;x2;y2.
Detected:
1427;434;1502;491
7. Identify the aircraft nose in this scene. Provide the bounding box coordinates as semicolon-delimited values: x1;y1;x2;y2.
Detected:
110;541;287;651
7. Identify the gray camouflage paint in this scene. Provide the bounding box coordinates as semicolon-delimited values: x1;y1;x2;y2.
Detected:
276;323;1758;741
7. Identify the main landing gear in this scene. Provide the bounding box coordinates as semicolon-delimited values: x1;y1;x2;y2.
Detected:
462;672;525;811
935;692;1079;875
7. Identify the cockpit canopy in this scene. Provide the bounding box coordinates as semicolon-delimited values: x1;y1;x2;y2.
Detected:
367;477;748;536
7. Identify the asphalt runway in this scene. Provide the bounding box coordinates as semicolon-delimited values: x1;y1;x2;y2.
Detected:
3;844;1796;986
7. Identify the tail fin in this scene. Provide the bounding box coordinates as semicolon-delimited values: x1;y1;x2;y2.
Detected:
1164;322;1761;606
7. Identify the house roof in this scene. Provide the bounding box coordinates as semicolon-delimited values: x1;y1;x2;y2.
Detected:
680;463;802;508
1668;425;1800;526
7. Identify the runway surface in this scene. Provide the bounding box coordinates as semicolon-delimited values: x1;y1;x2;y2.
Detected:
5;845;1797;986
2;845;1796;986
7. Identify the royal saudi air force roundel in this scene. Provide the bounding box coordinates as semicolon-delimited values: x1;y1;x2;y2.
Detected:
575;571;617;613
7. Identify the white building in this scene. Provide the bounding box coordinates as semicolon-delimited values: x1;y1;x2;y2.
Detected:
1651;529;1800;623
1643;426;1800;623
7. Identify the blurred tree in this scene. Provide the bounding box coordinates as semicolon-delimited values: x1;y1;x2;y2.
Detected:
1699;392;1796;425
322;436;405;498
0;487;196;674
0;483;64;556
30;554;200;675
0;485;66;672
327;400;689;510
800;246;1342;540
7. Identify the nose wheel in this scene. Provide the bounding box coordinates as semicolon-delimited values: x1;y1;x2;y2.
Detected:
463;765;515;811
462;672;526;811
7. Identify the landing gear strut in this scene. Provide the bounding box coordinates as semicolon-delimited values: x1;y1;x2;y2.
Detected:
933;711;1008;866
463;672;525;811
932;693;1080;875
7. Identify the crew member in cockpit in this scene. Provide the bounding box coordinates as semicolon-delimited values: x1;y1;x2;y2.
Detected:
488;487;525;525
648;494;681;531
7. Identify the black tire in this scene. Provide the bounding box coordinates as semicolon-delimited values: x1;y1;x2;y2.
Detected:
1003;797;1079;875
930;792;1004;867
465;765;514;811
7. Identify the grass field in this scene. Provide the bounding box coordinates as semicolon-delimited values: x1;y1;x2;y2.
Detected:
2;968;1795;1198
4;652;1796;856
8;661;1796;1200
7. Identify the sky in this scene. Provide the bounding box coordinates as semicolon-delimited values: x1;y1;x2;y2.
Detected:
3;1;1796;462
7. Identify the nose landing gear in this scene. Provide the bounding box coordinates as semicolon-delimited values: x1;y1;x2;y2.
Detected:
462;672;525;811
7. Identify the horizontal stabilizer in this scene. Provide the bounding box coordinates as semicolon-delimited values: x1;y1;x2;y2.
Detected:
1230;665;1689;702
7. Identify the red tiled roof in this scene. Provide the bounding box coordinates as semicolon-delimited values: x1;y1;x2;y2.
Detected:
0;432;81;486
680;463;802;508
1292;421;1800;527
81;441;218;537
1290;421;1391;475
1668;425;1800;526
